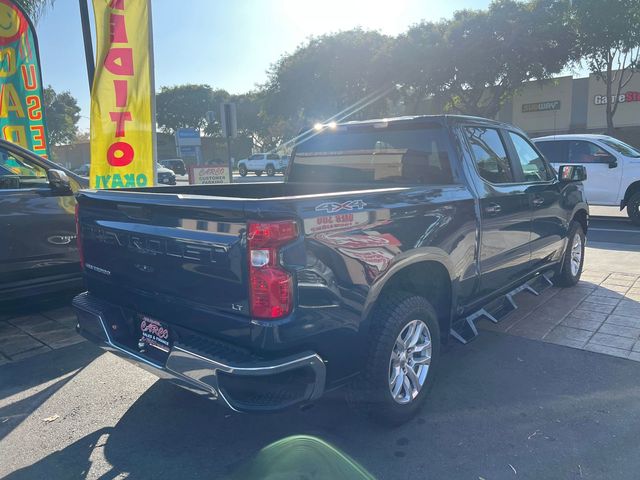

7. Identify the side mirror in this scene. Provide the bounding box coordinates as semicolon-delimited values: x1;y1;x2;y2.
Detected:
594;152;618;168
558;164;587;182
48;168;72;194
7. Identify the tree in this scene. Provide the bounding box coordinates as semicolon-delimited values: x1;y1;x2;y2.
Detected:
155;84;229;134
14;0;55;23
232;91;285;152
395;0;576;118
75;130;90;142
573;0;640;135
43;86;80;145
264;29;396;132
392;21;451;115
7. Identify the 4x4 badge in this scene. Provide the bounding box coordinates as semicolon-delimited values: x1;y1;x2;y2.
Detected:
315;200;367;213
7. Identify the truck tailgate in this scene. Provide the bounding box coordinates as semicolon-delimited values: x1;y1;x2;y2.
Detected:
77;190;250;339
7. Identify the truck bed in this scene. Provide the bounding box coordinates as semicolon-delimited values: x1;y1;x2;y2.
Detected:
76;181;474;356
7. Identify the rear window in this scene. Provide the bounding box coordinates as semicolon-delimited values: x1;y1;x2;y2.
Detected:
289;124;454;185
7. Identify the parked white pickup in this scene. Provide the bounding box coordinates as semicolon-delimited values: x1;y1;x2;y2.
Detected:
534;134;640;224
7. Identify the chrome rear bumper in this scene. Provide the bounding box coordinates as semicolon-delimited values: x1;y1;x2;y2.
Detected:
73;292;326;412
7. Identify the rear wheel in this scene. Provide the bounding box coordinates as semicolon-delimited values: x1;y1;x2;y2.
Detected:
555;222;585;287
255;170;263;176
347;292;440;425
627;192;640;226
239;165;247;177
266;164;276;176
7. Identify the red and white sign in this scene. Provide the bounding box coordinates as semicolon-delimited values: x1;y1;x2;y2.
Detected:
303;212;371;235
594;91;640;105
189;166;231;185
139;316;170;352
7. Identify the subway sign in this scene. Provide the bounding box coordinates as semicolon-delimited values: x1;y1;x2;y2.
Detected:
594;91;640;105
522;100;561;113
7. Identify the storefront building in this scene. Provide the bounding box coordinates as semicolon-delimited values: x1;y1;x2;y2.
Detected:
496;71;640;147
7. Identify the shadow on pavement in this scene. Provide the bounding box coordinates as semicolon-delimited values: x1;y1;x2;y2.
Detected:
0;291;77;319
5;332;640;479
0;342;100;443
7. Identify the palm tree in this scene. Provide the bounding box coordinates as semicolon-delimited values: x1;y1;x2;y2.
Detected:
14;0;55;23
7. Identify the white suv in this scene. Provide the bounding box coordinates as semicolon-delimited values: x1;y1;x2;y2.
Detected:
237;153;284;177
533;134;640;224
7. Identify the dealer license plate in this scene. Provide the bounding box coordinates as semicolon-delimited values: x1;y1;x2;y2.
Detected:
138;315;171;353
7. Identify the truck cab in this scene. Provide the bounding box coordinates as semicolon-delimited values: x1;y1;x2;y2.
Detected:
534;134;640;224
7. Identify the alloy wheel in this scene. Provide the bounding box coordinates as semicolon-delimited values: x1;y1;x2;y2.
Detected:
570;233;582;277
388;319;432;404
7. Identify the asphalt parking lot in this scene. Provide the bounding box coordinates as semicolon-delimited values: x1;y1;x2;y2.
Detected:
2;208;640;479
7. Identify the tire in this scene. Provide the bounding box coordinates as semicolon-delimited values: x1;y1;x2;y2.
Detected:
627;192;640;226
255;170;263;176
266;164;276;177
347;292;441;426
555;222;585;287
239;165;247;177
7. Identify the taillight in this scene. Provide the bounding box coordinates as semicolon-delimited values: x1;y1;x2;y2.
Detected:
248;220;298;319
75;202;84;270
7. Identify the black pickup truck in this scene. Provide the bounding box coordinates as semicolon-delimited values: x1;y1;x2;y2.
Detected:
73;115;588;424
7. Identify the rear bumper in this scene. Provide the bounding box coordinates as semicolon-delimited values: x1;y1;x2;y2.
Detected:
73;292;326;412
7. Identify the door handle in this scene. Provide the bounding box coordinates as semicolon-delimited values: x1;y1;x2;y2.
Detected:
484;203;502;215
532;197;545;207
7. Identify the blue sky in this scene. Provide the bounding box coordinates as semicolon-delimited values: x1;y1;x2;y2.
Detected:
36;0;487;130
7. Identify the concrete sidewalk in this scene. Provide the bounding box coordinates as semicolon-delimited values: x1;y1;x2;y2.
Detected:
480;246;640;360
0;302;84;364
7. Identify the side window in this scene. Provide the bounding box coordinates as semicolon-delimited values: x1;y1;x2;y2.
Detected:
568;141;610;164
465;127;514;184
0;148;48;189
535;141;568;164
267;153;280;160
508;132;553;182
249;154;262;160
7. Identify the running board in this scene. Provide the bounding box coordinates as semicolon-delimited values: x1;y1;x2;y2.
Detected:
450;271;555;344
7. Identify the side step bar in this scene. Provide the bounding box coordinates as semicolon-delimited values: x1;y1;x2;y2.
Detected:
450;272;554;344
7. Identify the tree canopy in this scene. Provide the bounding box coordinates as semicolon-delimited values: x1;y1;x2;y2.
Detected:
264;29;395;131
44;86;80;145
51;0;640;150
155;84;230;135
394;0;576;118
14;0;55;23
573;0;640;134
